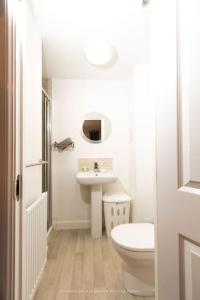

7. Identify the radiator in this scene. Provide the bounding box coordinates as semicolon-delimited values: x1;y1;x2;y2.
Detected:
25;193;47;300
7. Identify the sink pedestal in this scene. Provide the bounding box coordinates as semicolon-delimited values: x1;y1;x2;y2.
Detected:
91;184;102;238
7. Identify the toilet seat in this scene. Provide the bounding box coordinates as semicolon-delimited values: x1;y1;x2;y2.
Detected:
111;223;154;252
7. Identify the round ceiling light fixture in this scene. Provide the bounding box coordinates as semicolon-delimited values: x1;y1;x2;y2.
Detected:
84;40;114;66
142;0;151;7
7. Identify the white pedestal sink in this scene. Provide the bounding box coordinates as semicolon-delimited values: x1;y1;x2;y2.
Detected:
77;171;117;238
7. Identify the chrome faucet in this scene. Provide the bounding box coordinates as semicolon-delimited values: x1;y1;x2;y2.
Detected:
94;162;100;172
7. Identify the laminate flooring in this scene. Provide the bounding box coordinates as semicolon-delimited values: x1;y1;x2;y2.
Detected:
34;229;155;300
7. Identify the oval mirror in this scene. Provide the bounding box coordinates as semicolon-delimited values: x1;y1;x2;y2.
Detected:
81;112;112;144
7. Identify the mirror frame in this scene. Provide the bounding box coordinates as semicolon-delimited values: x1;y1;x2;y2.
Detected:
80;112;112;144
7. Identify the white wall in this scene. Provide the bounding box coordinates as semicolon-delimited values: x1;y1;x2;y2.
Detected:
129;66;155;223
52;80;131;228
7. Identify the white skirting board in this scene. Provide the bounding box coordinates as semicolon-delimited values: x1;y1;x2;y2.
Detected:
53;220;90;230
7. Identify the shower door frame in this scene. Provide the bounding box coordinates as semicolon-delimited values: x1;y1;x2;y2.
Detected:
42;89;53;230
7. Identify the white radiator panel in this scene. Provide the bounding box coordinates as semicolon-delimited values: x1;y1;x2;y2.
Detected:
25;193;47;300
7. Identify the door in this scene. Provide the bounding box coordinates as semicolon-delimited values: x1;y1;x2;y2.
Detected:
20;1;47;299
153;0;200;299
0;1;16;299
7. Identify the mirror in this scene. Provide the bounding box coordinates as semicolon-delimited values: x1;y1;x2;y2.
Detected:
81;112;112;144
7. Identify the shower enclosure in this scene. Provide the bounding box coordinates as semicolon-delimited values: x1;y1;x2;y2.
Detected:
42;89;52;230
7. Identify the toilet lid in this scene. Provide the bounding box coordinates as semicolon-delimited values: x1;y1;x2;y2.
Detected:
111;223;154;252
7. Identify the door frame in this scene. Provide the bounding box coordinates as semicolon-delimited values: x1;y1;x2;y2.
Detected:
0;0;16;299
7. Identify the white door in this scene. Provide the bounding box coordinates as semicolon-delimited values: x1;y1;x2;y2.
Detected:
19;1;47;299
153;0;200;299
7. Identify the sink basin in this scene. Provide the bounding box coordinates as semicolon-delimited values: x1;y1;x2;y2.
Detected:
77;171;117;186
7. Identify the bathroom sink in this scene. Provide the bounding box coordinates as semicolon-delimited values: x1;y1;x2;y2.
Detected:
77;171;117;186
77;170;117;239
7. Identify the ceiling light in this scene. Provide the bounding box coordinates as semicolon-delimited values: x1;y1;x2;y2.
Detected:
142;0;151;7
84;40;114;66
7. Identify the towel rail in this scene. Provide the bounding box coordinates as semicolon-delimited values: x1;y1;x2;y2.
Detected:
53;137;74;151
25;160;48;168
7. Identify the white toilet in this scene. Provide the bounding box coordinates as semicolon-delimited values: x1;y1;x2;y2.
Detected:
111;223;155;297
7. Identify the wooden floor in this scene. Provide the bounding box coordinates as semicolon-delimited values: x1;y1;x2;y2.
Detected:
34;229;155;300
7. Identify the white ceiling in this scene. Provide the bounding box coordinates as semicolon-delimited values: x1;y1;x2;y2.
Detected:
30;0;151;80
